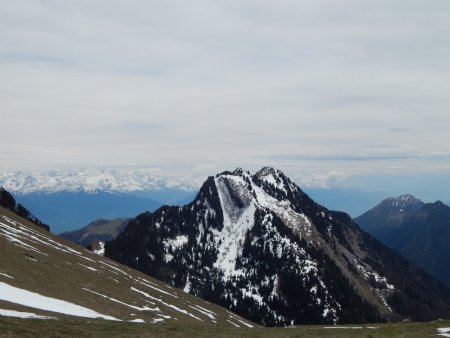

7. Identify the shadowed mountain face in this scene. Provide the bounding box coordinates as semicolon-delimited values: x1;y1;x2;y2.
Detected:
356;198;450;288
0;206;255;328
106;168;450;327
59;218;130;248
355;194;424;239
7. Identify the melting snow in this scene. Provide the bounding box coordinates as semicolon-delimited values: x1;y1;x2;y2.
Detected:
438;327;450;337
0;272;14;279
98;260;133;278
136;277;178;298
130;318;145;323
164;235;188;249
131;287;203;321
78;263;99;272
227;319;240;327
82;288;159;312
0;282;118;320
0;308;55;319
1;216;81;255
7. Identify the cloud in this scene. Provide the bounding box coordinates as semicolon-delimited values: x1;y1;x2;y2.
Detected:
0;0;449;183
296;170;350;189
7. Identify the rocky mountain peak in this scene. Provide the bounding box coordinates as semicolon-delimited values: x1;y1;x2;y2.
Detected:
106;168;450;327
386;194;423;209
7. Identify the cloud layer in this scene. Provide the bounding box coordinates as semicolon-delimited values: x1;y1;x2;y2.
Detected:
1;0;449;183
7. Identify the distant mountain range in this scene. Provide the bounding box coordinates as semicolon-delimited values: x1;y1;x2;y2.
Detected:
106;167;450;326
354;194;425;239
0;169;197;233
355;195;450;288
0;169;202;194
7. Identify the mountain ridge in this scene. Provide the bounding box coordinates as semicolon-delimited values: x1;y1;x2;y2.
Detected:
356;198;450;288
106;167;450;326
354;194;424;239
0;169;201;194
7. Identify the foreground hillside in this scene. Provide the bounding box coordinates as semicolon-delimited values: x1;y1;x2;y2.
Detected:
0;206;255;328
1;312;450;337
106;167;450;326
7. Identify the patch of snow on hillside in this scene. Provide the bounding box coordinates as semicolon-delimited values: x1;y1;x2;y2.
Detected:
0;282;118;320
163;235;188;249
0;308;55;319
99;261;133;279
137;277;178;298
131;287;203;322
228;313;254;328
82;288;159;312
0;272;14;279
189;305;216;320
355;260;394;311
130;318;145;323
78;263;99;272
1;216;81;255
438;327;450;337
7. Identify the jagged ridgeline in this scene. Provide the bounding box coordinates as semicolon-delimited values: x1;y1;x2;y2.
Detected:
105;167;450;326
0;187;50;231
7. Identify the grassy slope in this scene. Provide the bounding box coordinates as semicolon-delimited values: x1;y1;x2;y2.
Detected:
0;207;254;328
0;317;449;337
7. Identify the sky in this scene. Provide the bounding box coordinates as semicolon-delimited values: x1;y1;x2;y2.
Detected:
1;0;449;197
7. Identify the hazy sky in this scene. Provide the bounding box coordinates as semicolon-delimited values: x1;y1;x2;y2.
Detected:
1;0;449;190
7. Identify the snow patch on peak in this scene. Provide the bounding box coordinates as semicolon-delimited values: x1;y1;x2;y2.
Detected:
164;235;188;250
254;167;291;194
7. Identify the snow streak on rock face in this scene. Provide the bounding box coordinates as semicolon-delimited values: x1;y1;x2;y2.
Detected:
213;175;256;278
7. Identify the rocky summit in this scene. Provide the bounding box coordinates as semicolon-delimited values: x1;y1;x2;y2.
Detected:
106;167;450;326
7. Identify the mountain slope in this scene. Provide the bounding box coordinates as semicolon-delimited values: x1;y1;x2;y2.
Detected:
0;205;255;328
355;194;424;240
59;218;130;247
357;199;450;288
106;167;450;326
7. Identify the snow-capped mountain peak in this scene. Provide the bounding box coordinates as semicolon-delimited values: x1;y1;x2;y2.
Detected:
106;167;450;327
384;194;424;212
